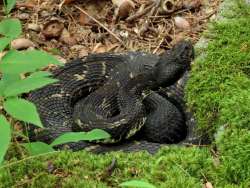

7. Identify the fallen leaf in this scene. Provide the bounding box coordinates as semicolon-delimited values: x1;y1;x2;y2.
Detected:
27;23;41;32
79;47;89;57
59;28;77;45
112;0;135;18
62;0;75;4
42;20;64;39
79;12;94;26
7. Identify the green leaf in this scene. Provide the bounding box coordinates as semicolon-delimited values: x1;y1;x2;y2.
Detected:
0;115;11;165
50;129;111;147
4;0;16;14
22;142;55;156
0;50;62;74
3;73;58;97
119;180;156;188
0;18;21;38
0;37;11;52
3;97;43;128
0;73;20;96
28;71;53;79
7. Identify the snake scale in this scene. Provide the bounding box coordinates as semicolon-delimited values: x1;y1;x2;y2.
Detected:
27;40;196;154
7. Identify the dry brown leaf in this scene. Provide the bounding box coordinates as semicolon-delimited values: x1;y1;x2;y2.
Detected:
79;12;94;26
27;23;41;32
59;28;77;45
79;47;89;57
11;38;35;50
112;0;135;18
42;20;64;39
63;0;76;4
54;55;67;64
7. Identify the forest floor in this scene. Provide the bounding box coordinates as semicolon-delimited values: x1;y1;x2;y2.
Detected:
0;0;250;187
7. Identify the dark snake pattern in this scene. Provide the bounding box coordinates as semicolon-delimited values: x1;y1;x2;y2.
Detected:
27;41;201;154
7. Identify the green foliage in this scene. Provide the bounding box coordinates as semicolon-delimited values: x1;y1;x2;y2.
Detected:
185;0;250;187
0;19;21;39
3;98;43;128
0;16;112;164
0;50;62;74
186;1;250;135
22;129;111;156
3;0;16;14
0;116;11;164
215;129;250;185
0;147;212;187
120;180;156;188
0;37;11;52
3;72;58;97
50;129;111;147
22;142;55;156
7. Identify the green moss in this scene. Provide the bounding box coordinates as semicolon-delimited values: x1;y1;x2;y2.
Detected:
1;0;249;187
0;147;212;188
216;129;250;185
186;0;250;135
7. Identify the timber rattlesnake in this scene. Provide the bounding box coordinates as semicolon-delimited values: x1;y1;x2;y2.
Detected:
27;40;195;153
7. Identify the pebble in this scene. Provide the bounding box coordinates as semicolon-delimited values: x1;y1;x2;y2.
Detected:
174;16;190;30
11;38;35;50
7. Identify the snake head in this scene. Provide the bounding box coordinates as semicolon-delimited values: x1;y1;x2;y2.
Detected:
153;40;195;87
170;40;195;70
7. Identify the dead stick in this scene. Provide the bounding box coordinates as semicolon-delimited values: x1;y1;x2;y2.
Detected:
75;5;124;45
126;3;155;22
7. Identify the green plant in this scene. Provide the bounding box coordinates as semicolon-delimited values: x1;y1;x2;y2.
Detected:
0;9;110;164
119;180;156;188
2;0;16;15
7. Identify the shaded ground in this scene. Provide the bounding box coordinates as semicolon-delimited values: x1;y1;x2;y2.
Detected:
1;0;219;60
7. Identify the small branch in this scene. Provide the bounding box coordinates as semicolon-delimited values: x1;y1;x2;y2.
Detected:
126;3;156;22
75;5;125;46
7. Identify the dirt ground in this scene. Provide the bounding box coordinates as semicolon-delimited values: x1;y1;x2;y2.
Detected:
1;0;220;62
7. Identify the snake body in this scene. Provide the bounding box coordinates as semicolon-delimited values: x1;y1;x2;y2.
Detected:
28;41;195;153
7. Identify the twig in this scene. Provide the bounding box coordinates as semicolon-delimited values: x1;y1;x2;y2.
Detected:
126;3;156;22
74;5;125;46
100;158;117;180
153;37;165;54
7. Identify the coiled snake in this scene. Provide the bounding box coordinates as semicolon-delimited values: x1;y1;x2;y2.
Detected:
28;40;195;154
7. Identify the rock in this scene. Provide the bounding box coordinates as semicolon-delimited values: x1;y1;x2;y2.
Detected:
11;38;35;50
174;16;190;30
